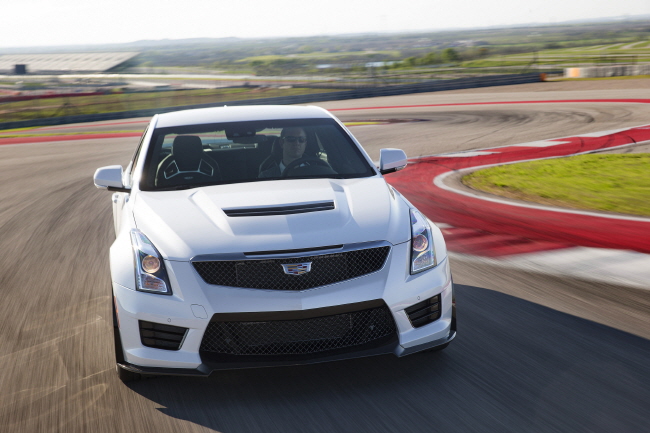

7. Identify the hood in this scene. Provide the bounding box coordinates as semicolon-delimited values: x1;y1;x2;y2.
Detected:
133;177;411;260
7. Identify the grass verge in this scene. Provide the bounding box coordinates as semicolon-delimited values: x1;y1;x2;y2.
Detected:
0;87;343;123
462;154;650;217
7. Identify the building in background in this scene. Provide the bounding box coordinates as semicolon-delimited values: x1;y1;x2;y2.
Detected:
0;52;140;74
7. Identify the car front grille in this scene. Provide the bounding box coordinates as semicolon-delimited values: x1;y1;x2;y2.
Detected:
199;304;396;356
192;246;390;291
405;295;441;328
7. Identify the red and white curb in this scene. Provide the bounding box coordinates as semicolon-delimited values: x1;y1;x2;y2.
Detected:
451;247;650;291
386;122;650;256
428;216;650;290
412;126;650;290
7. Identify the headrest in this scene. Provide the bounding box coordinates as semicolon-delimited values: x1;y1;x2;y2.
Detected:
172;135;203;170
271;136;282;156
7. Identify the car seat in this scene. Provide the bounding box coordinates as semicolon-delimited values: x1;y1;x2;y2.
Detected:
156;135;221;187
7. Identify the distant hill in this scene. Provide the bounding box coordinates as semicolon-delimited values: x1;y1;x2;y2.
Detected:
1;15;648;72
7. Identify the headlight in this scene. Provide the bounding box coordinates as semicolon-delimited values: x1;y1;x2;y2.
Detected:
410;209;437;274
130;229;172;295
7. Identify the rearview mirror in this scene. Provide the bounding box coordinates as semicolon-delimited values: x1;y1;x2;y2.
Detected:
379;148;408;175
93;165;130;192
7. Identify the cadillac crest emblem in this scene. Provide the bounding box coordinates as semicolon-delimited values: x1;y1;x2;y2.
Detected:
281;262;312;276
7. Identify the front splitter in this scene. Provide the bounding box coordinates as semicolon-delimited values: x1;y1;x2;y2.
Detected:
117;331;456;377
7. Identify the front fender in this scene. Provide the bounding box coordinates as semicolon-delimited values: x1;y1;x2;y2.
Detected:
110;208;136;290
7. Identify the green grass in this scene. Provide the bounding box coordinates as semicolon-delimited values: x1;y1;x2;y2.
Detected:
239;50;401;63
0;130;141;138
462;59;531;67
459;39;650;69
0;87;342;123
462;154;650;217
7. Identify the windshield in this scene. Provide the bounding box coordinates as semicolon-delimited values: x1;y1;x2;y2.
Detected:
140;118;376;191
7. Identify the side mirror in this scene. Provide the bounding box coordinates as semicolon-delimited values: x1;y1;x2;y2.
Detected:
93;165;130;192
379;148;408;175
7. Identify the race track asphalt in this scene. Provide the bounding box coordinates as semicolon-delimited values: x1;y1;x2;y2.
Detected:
0;82;649;432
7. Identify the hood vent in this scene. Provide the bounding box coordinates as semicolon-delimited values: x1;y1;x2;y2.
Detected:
223;201;335;217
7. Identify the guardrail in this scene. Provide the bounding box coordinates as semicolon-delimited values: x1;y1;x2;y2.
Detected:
0;73;543;130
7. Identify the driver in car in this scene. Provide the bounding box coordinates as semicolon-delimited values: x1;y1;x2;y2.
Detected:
259;127;308;178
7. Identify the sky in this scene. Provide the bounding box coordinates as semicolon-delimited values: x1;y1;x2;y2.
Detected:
2;0;650;48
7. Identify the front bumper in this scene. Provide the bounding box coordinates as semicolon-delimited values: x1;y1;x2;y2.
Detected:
117;330;456;377
113;245;455;375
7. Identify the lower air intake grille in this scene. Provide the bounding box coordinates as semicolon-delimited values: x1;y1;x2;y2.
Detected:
192;246;390;291
139;321;188;351
200;305;396;356
405;295;441;328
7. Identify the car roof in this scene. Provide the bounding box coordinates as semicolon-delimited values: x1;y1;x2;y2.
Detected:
154;105;333;128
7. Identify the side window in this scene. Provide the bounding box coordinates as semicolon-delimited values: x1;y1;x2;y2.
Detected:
126;126;149;187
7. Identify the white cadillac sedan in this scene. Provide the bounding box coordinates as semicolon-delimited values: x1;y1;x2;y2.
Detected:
94;105;456;382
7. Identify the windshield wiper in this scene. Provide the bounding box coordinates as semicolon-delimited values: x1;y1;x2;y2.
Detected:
154;175;349;191
155;183;218;191
283;175;346;180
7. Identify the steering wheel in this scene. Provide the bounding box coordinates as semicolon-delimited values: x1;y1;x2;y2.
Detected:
281;156;333;177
